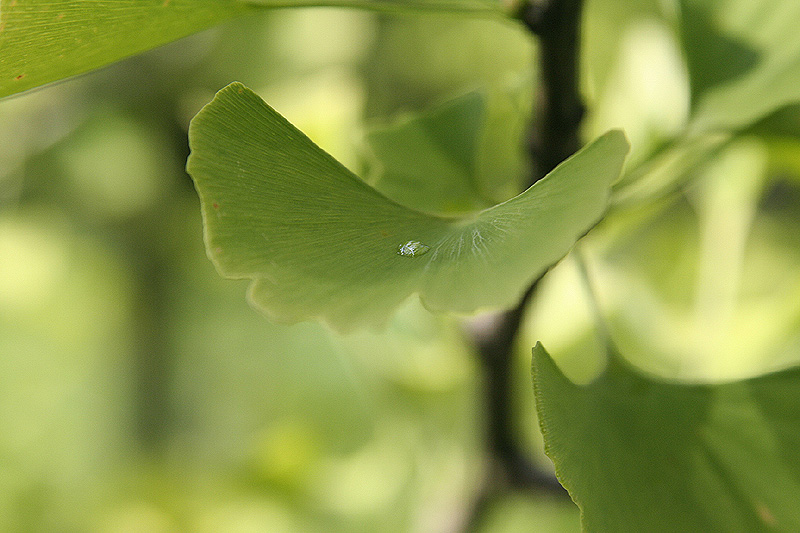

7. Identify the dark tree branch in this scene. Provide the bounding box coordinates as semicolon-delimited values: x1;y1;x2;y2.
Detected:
522;0;586;184
466;0;586;527
472;274;557;488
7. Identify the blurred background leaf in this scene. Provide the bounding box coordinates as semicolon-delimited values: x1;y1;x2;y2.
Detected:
365;85;533;213
680;0;800;133
365;92;491;214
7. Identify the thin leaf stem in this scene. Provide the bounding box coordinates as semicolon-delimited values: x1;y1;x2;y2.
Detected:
573;246;613;352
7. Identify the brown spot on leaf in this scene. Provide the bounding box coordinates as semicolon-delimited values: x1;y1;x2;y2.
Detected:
212;202;220;210
14;74;24;81
756;502;777;527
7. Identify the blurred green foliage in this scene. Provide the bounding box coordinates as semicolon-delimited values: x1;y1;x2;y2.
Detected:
3;0;800;531
0;6;573;532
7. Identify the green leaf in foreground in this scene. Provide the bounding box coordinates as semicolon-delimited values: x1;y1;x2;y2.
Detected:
187;83;628;331
0;0;253;98
533;343;800;532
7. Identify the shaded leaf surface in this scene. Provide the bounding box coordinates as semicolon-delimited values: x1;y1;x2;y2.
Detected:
368;86;533;212
0;0;252;98
187;83;628;331
682;0;800;132
533;343;800;532
366;92;490;214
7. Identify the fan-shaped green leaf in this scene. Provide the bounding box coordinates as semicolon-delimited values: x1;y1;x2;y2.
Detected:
533;343;800;532
187;83;628;331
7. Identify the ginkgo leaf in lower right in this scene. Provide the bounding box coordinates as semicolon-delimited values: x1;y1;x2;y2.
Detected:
532;343;800;532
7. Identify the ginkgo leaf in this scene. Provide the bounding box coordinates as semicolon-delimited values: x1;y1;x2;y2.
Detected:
0;0;253;98
187;82;628;331
533;343;800;532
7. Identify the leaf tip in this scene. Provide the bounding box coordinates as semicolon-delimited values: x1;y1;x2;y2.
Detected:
532;342;559;381
531;342;582;396
603;128;632;154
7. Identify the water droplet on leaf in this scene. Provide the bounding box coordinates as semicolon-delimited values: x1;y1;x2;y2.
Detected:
397;240;430;258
